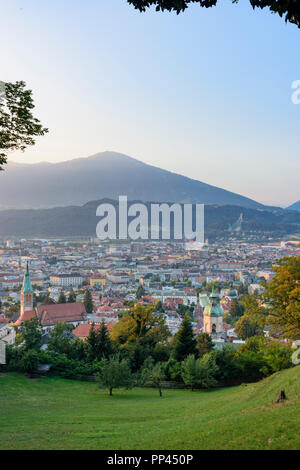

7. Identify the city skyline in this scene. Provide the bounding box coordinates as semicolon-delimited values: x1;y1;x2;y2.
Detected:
2;0;300;207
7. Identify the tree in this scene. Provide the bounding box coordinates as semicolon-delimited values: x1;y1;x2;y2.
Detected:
181;354;199;391
127;1;300;29
84;289;93;314
234;315;262;340
181;354;218;390
110;304;169;347
58;291;66;304
155;300;164;312
67;289;76;303
96;320;114;360
86;323;98;361
97;355;132;396
20;349;40;373
228;299;245;325
47;322;74;355
264;255;300;339
7;303;20;320
197;332;214;358
172;314;197;361
0;81;48;169
136;285;146;299
142;363;165;397
17;317;43;351
241;294;268;326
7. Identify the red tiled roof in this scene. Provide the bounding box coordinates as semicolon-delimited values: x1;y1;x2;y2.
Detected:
36;302;86;326
15;310;37;325
72;323;100;339
72;319;115;340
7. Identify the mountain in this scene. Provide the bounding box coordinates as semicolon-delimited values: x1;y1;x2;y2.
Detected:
0;199;299;239
0;151;264;210
287;201;300;211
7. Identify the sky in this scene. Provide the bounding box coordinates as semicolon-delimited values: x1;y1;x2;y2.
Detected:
1;0;300;207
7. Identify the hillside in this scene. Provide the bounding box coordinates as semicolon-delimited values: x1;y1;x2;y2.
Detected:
0;367;299;450
0;152;264;209
0;199;299;239
288;201;300;211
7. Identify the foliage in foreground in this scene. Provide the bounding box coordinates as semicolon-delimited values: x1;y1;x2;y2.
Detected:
127;0;300;29
0;81;48;169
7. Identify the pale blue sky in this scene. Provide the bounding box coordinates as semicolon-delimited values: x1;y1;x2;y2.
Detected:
1;0;300;206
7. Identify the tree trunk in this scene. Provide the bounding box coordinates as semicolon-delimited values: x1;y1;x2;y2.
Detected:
276;389;287;403
109;387;113;396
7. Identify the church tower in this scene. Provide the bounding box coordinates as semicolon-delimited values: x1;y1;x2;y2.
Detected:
203;290;223;337
20;261;34;315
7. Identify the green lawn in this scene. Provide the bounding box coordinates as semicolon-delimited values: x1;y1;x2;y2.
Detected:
0;367;300;450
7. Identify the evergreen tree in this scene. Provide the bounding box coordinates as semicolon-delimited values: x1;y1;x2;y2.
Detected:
58;291;66;304
197;332;214;358
67;289;76;303
96;320;113;360
172;314;197;362
84;289;93;313
86;323;98;361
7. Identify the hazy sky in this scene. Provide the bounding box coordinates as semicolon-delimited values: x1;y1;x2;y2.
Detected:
1;0;300;207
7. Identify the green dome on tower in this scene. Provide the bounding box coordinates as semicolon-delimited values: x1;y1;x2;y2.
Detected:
204;290;223;317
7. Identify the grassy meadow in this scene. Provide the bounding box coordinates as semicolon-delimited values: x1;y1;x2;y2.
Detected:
0;366;299;450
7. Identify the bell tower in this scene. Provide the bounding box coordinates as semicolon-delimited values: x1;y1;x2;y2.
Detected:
203;290;224;337
20;261;34;315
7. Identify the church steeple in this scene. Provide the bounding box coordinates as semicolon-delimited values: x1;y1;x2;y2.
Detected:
20;261;33;315
22;261;33;293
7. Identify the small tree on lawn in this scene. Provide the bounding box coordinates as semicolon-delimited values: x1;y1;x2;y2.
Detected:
181;354;219;390
97;355;132;396
181;355;199;391
142;363;165;397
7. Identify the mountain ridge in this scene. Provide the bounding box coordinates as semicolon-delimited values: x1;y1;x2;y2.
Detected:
287;200;300;211
0;198;299;239
0;151;265;210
